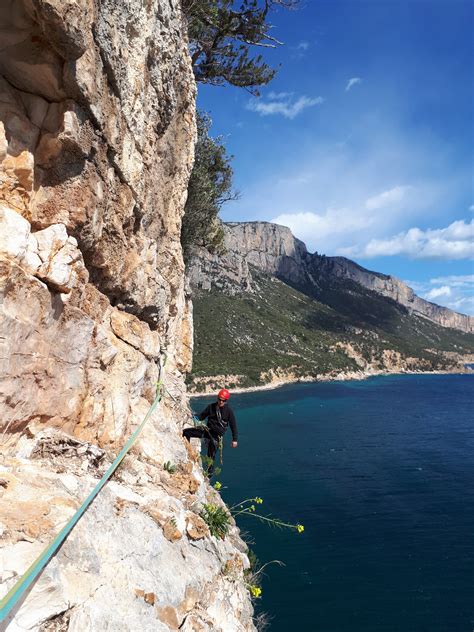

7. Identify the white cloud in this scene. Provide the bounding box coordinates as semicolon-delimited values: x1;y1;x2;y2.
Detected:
290;41;311;57
297;41;310;50
403;275;474;315
270;213;474;314
256;177;429;255
403;279;426;293
340;219;474;260
365;186;410;210
441;295;474;314
271;208;373;251
424;285;452;300
247;95;324;119
425;291;474;315
429;274;474;287
226;106;471;259
345;77;362;92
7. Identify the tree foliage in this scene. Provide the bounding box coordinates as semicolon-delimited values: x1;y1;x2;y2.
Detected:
181;1;299;261
181;111;238;260
183;0;297;95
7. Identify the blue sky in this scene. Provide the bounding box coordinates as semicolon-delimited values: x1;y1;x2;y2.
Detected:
197;0;473;315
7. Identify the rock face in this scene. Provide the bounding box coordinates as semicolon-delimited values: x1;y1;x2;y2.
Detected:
188;221;308;293
1;0;194;332
189;221;474;333
1;434;254;632
1;0;195;446
0;2;254;630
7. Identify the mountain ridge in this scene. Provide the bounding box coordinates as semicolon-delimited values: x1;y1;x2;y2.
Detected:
189;221;473;333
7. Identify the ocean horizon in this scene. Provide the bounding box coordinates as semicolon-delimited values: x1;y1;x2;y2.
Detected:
192;373;474;632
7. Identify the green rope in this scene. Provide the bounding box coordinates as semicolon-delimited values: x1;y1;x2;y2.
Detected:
0;356;167;624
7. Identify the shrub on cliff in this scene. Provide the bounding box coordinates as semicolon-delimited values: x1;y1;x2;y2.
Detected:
181;111;237;261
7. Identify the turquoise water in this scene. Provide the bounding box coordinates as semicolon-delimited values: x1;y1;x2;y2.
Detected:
192;374;474;632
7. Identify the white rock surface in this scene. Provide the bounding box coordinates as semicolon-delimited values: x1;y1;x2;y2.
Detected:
0;445;254;632
0;205;30;261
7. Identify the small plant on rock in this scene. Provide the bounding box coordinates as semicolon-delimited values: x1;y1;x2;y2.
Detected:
244;556;284;601
200;503;230;539
201;455;221;478
248;584;262;598
163;461;177;474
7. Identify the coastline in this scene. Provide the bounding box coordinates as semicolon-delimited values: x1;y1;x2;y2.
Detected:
188;364;474;398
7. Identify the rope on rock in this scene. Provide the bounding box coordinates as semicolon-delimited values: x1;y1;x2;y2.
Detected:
0;356;167;624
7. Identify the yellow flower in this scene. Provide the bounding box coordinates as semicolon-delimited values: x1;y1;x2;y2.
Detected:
249;585;262;598
254;497;263;504
213;481;222;490
296;524;305;533
250;505;255;512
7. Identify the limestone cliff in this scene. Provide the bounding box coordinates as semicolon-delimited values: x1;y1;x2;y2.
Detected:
188;221;308;294
0;2;254;630
189;221;473;333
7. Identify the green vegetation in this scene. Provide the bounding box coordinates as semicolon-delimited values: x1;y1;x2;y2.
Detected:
181;112;236;260
183;0;297;95
190;267;474;389
200;495;304;540
202;490;302;606
230;496;304;532
163;461;177;474
181;1;299;257
201;454;222;478
200;503;231;538
181;0;299;256
245;556;284;603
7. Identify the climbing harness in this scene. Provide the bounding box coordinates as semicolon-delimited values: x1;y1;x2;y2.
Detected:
0;355;167;624
189;412;224;467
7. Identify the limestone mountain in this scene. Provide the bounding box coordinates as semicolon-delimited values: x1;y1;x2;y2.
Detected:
188;222;474;390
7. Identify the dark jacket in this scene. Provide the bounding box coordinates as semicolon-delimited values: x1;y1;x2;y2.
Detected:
199;403;238;441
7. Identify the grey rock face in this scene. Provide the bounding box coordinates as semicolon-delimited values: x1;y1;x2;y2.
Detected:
187;221;309;293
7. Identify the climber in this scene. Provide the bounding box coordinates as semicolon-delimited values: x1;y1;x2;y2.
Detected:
183;389;238;476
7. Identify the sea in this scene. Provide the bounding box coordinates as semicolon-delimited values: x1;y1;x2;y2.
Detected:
192;373;474;632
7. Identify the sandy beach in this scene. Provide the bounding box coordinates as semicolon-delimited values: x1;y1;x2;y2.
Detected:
189;363;474;397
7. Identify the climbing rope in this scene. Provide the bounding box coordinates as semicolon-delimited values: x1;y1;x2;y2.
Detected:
0;355;167;624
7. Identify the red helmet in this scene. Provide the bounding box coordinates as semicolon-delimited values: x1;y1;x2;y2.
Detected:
217;388;230;401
